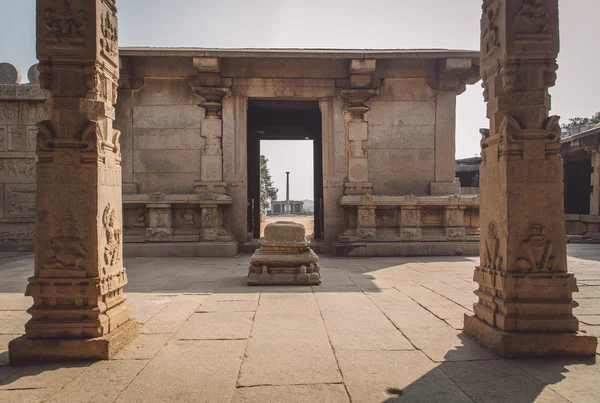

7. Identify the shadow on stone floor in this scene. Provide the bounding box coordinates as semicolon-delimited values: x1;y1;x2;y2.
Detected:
0;361;90;388
379;342;598;403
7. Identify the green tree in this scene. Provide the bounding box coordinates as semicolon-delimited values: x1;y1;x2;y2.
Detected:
562;111;600;130
260;155;278;211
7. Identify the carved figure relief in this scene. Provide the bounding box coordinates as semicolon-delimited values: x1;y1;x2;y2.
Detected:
358;208;376;227
516;224;557;272
357;228;376;240
400;228;421;241
0;160;36;178
401;208;420;227
447;228;466;240
515;0;549;34
102;203;121;267
155;209;168;227
146;228;172;241
100;11;118;58
446;209;464;227
482;221;502;270
43;0;88;47
181;209;196;226
6;191;36;218
133;210;146;228
482;4;500;54
42;211;88;271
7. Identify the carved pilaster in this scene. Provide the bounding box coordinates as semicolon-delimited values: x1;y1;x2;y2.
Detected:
356;194;376;240
463;0;596;357
191;57;230;194
9;0;138;364
340;87;378;195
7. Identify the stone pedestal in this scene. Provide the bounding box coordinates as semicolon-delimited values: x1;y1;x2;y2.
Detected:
248;221;321;285
9;0;138;363
463;0;596;357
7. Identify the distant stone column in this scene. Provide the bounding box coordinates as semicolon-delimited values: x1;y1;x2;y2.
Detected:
590;150;600;216
286;171;290;201
341;59;378;196
9;0;138;363
191;57;230;194
463;0;596;357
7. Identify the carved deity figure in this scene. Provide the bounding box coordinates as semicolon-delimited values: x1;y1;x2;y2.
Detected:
133;210;146;228
43;0;88;47
516;0;549;33
482;6;500;54
516;224;557;272
103;203;121;266
181;209;196;226
100;11;118;57
42;211;88;271
482;221;502;270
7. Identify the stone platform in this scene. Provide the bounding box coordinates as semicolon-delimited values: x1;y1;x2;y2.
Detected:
248;221;321;285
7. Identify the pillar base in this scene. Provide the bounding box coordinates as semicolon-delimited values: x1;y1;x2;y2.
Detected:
8;319;139;365
463;314;597;358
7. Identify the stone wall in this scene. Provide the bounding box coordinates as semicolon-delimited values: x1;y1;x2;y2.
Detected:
366;77;437;195
0;80;49;251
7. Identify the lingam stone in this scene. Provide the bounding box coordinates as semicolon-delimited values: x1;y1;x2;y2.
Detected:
248;221;321;285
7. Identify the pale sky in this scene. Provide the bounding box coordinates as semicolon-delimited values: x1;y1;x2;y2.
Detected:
1;0;598;200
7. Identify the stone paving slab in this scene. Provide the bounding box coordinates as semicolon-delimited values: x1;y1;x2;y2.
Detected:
44;360;148;403
233;384;349;402
0;246;598;402
440;360;570;403
336;349;473;403
174;312;254;340
115;340;246;403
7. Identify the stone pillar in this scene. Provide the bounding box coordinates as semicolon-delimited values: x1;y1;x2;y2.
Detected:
191;57;229;194
463;0;596;357
430;58;474;196
286;171;290;201
590;150;600;216
341;59;378;196
9;0;138;363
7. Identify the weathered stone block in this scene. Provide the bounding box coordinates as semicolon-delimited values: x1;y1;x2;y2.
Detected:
7;125;26;151
366;125;435;150
133;150;200;173
348;120;368;142
0;126;6;150
135;173;196;194
19;101;51;125
366;101;436;126
4;184;36;218
133;105;203;129
373;78;436;101
132;128;203;150
348;157;368;182
372;171;434;196
0;103;18;125
133;78;198;106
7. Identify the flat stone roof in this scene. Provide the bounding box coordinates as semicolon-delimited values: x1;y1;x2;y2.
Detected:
119;47;479;60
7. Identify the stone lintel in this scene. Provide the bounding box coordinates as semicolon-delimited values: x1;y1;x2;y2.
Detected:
463;315;597;358
0;84;48;101
9;319;139;364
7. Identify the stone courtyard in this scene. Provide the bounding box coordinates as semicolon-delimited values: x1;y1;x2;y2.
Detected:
0;245;599;402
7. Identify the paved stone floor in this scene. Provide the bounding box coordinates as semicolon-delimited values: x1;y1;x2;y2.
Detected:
0;245;599;402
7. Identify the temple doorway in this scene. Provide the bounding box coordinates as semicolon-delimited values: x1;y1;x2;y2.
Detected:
246;100;324;240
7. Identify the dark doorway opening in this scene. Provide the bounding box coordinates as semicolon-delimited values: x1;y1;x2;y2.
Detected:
564;155;592;215
247;100;323;240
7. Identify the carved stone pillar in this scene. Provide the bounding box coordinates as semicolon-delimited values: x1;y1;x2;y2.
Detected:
590;150;600;216
445;204;466;241
201;205;219;241
341;59;378;196
463;0;596;357
9;0;138;363
191;57;230;194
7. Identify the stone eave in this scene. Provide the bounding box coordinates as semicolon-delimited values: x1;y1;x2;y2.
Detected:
119;47;479;61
